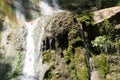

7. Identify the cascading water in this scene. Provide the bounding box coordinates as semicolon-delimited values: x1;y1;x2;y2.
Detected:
14;0;61;80
22;22;36;80
14;0;36;79
39;0;54;15
39;0;62;15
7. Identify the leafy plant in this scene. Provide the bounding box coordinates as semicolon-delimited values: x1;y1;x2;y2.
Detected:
91;35;107;52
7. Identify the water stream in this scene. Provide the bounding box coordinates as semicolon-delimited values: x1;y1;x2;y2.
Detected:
14;0;61;80
22;22;36;80
39;0;62;15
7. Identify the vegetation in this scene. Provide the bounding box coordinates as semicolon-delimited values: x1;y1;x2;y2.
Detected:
0;0;15;17
93;53;109;80
91;19;120;53
0;0;120;80
59;0;120;14
6;52;22;80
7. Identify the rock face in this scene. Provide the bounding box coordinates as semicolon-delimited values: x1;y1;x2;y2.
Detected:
93;6;120;24
0;11;89;80
106;53;120;80
42;12;89;80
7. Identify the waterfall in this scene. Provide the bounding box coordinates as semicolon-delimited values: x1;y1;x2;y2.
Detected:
39;0;54;15
39;0;62;15
22;22;36;80
13;0;61;80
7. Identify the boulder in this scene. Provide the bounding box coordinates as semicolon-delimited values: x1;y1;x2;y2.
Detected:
93;6;120;24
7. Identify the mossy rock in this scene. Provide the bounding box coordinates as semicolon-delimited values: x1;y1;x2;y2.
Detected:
45;11;80;38
42;50;56;63
93;53;109;80
74;47;89;80
42;12;89;80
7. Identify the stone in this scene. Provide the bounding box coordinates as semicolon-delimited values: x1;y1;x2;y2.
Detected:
93;6;120;24
91;71;101;80
115;24;120;29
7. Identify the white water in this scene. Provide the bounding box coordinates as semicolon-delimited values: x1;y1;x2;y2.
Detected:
22;22;36;80
39;0;54;15
39;0;62;15
14;0;61;80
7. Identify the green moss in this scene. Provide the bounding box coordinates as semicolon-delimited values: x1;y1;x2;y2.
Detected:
68;29;82;47
6;52;22;80
42;50;51;63
75;13;93;26
77;67;89;80
0;0;15;16
93;53;109;80
63;49;70;63
42;50;55;63
72;70;79;80
71;47;89;80
99;19;113;35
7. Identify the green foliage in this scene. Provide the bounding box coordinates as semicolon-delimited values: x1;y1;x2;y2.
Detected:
92;19;120;53
95;0;102;9
75;13;93;26
42;50;56;63
0;0;14;16
6;53;22;80
68;29;82;47
99;20;114;35
115;38;120;49
117;1;120;6
59;0;95;14
72;67;89;80
42;50;52;63
91;35;118;53
91;35;106;51
72;47;89;80
59;0;120;14
93;54;109;80
63;49;70;63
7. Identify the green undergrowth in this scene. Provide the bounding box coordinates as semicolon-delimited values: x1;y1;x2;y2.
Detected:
93;53;109;80
0;0;15;17
6;52;22;80
75;13;94;27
